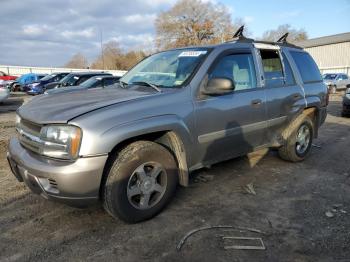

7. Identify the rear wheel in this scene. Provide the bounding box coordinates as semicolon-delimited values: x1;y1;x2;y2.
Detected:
103;141;178;223
278;115;314;162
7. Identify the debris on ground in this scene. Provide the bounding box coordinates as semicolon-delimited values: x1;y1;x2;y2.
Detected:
312;144;322;149
325;211;335;218
176;225;264;251
243;183;256;195
194;174;214;183
222;236;266;250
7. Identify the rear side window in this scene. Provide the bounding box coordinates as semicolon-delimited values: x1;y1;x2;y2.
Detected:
290;51;322;83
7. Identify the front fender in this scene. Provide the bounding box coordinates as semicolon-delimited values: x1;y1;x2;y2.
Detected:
78;114;194;157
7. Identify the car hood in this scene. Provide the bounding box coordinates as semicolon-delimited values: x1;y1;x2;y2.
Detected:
18;87;156;124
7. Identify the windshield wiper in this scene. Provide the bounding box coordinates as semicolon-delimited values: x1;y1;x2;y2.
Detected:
131;81;162;93
119;80;129;88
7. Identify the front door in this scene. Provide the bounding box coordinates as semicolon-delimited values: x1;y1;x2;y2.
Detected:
194;51;267;165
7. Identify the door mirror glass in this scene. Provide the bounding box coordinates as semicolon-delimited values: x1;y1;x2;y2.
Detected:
203;77;235;96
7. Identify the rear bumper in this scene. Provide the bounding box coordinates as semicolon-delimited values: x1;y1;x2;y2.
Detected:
7;138;108;207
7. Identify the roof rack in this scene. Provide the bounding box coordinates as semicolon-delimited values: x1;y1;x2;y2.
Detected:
230;26;254;43
225;28;302;49
277;33;289;43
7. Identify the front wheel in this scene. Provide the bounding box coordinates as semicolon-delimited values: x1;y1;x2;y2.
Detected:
103;141;178;223
278;115;314;162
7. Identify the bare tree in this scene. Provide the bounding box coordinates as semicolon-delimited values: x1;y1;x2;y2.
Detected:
91;41;123;70
91;40;147;70
155;0;239;49
261;24;308;43
64;53;88;68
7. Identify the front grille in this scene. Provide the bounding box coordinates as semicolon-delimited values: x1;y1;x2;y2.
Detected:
17;117;43;154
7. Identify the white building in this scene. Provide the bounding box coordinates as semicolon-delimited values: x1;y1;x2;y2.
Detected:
298;32;350;75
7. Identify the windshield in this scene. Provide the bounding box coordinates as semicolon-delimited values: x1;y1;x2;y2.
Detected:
60;74;78;85
80;77;100;88
40;74;56;81
323;74;337;80
120;48;210;88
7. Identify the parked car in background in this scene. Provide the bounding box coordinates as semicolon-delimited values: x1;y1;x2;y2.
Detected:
45;75;121;95
11;73;47;91
323;73;350;93
26;72;69;95
0;83;10;102
341;87;350;116
8;34;328;223
45;72;112;91
0;71;17;81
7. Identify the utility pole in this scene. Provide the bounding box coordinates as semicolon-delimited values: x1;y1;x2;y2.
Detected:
100;28;105;70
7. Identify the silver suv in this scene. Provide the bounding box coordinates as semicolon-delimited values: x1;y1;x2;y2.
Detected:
323;73;350;93
7;34;328;223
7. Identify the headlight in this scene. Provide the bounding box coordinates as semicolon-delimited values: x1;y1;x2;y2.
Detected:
40;125;82;160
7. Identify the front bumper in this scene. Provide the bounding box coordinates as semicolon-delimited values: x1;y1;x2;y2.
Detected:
7;138;108;207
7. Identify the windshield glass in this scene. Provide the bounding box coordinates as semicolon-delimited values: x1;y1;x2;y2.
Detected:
40;74;56;81
323;74;337;80
60;74;78;85
80;77;100;88
120;48;210;88
59;74;72;83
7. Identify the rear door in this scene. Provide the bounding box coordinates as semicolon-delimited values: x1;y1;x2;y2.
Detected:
255;45;305;142
194;49;268;164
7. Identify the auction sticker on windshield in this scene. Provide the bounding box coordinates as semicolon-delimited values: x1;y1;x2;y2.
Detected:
178;51;207;57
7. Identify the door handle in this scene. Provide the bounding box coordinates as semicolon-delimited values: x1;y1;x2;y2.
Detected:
251;99;262;106
293;94;301;99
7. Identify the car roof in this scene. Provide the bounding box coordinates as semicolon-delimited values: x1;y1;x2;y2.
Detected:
67;72;111;76
90;75;119;79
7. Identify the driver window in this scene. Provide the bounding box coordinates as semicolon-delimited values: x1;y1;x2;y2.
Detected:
209;53;257;91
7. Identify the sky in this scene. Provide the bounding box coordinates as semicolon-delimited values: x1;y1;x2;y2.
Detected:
0;0;349;67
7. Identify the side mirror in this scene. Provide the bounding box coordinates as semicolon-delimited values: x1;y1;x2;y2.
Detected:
202;77;235;96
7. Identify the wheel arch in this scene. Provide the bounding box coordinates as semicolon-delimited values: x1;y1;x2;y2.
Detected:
99;129;190;199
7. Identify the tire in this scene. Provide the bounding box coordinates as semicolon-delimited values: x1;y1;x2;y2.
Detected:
103;141;178;223
278;114;314;162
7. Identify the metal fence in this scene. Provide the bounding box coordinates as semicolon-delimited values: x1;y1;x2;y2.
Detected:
0;65;127;77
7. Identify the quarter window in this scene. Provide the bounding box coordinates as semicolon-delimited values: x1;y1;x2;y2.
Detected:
209;53;257;91
282;53;295;85
290;51;322;83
